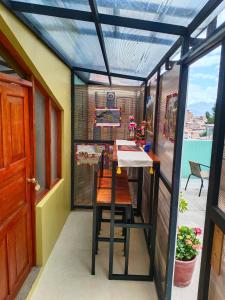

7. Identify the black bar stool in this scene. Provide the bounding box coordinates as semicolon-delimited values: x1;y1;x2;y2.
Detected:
91;162;132;275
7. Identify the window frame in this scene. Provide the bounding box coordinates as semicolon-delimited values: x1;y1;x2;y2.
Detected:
34;80;62;203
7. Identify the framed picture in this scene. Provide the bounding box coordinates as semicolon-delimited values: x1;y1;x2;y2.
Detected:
146;95;154;135
106;92;115;108
75;144;104;165
164;93;178;143
95;108;121;127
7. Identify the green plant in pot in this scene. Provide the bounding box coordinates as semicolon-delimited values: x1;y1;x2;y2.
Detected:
174;226;202;287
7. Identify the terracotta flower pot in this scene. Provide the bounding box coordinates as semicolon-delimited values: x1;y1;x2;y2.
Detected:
174;257;197;287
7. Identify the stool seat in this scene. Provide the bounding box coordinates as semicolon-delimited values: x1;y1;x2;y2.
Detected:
97;170;131;205
98;177;112;188
96;188;131;205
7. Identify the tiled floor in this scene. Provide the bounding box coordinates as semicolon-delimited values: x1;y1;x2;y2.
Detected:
172;178;208;300
30;211;158;300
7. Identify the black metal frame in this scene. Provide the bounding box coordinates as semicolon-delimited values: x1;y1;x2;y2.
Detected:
2;0;225;298
71;69;75;210
108;159;160;281
2;0;223;87
197;37;225;300
72;139;114;209
164;36;190;300
70;2;225;298
88;0;111;85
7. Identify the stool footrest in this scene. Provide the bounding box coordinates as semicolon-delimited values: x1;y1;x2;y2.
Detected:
97;237;125;243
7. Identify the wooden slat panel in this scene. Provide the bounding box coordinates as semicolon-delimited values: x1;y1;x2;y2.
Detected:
211;225;224;275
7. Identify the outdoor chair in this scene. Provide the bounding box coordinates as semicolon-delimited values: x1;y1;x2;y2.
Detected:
185;161;210;197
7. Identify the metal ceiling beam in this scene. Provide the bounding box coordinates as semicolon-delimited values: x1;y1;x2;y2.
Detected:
9;1;188;36
88;0;111;85
74;67;145;82
99;14;187;36
188;0;223;34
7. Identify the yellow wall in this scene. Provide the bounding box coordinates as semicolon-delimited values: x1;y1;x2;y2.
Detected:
0;4;71;266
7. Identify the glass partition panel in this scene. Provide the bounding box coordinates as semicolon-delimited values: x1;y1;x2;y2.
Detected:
23;13;106;71
97;0;208;26
155;65;180;183
172;46;221;300
192;2;225;37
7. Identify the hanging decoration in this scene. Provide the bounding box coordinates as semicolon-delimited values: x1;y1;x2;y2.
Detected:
128;115;137;140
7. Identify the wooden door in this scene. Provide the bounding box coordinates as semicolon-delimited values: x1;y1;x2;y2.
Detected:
0;75;33;300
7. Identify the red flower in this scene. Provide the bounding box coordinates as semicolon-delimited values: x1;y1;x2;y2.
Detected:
185;240;192;246
193;227;202;235
192;244;202;250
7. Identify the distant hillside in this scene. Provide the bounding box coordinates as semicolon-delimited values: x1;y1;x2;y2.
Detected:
187;102;214;116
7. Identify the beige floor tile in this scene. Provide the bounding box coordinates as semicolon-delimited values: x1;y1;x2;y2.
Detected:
31;211;158;300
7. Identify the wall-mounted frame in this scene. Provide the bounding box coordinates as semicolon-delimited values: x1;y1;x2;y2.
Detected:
164;92;178;143
75;144;104;165
95;108;121;127
146;95;154;136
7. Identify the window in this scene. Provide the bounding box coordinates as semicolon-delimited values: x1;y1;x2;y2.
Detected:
51;103;61;183
35;88;46;192
35;83;61;201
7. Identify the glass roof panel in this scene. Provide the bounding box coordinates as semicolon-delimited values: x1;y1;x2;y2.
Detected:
111;77;142;86
23;13;106;71
76;72;110;85
102;24;177;77
191;1;225;37
11;0;91;11
89;73;110;84
97;0;208;26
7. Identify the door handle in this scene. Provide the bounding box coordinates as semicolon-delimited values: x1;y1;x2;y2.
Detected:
27;178;37;184
27;178;41;191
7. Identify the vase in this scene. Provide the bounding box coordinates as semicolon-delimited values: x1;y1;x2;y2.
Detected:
174;257;197;287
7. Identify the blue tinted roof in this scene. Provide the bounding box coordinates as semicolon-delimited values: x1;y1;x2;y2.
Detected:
9;0;225;85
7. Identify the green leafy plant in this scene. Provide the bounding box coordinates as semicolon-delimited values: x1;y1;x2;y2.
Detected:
179;192;188;213
176;226;202;261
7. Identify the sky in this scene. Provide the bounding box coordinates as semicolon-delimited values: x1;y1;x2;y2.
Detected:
186;46;221;106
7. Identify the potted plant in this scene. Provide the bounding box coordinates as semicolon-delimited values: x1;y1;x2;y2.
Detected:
179;192;188;213
174;226;202;287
